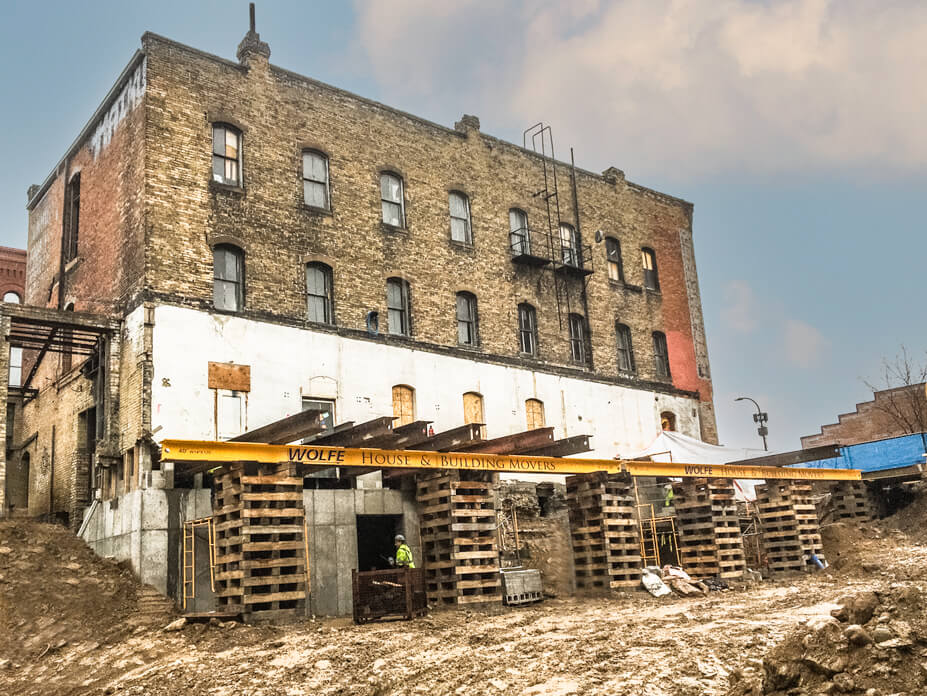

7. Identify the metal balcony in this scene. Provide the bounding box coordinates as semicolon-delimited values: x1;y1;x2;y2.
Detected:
555;242;594;277
509;228;553;267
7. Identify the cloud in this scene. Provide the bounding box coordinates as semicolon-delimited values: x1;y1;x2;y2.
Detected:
784;319;829;367
721;279;759;333
352;0;927;179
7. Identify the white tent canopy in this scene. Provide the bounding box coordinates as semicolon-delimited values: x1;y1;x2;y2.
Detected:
622;430;773;501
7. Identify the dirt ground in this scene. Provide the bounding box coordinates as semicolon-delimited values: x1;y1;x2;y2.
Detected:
2;511;927;695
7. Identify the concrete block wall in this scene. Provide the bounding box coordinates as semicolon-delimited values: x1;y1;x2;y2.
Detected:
304;487;420;617
79;487;211;599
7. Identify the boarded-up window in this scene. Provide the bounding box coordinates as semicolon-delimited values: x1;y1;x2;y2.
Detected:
463;391;485;438
392;385;415;426
218;391;244;439
526;398;545;430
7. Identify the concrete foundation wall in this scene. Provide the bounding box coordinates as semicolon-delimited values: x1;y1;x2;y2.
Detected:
79;487;211;597
304;487;420;617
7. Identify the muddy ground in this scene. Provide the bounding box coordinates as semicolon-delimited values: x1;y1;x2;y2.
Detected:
1;517;926;696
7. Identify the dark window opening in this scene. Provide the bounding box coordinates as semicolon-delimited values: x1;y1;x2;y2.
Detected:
661;411;677;431
64;173;80;262
213;244;244;312
606;237;623;282
653;331;671;378
569;313;587;365
642;247;659;291
456;292;478;346
386;278;411;336
616;322;635;373
518;303;538;356
306;262;334;324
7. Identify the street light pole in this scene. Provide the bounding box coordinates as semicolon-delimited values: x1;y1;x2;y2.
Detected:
735;397;769;451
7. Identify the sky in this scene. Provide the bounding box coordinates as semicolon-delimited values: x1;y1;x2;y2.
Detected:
1;0;925;451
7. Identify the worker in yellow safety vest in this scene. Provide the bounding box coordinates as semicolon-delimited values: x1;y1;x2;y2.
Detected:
392;534;415;568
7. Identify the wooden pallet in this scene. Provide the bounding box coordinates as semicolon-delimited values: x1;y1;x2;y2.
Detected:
755;481;808;574
214;462;308;621
417;471;502;606
566;473;641;592
830;481;876;523
673;478;746;580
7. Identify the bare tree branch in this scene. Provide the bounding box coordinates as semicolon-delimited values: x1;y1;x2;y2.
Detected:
862;345;927;436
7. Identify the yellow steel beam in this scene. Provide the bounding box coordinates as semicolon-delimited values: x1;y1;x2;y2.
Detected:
161;439;861;481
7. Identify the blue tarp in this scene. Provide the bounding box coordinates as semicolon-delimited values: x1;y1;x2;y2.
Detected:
793;433;927;473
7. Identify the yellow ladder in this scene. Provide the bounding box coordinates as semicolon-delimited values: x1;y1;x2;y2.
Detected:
182;516;216;610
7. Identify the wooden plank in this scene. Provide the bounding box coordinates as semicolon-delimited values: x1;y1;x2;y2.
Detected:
208;362;251;392
243;590;306;604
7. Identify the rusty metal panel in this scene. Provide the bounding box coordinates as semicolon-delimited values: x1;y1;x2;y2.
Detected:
208;362;251;392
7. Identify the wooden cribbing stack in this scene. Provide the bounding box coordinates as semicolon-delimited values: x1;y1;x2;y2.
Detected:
830;481;877;523
755;481;805;574
789;481;826;567
673;478;746;580
213;461;308;621
416;470;502;606
566;472;641;592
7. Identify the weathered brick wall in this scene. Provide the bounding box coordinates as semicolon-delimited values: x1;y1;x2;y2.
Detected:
800;384;926;448
142;34;716;427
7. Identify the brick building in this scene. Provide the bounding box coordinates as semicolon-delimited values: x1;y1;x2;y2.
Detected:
0;246;26;305
800;384;927;448
0;15;718;607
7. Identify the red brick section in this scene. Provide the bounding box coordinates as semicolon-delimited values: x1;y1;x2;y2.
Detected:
652;217;716;442
0;247;26;301
800;384;926;448
25;96;145;314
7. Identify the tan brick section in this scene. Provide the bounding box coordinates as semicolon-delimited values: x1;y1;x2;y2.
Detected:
141;33;716;440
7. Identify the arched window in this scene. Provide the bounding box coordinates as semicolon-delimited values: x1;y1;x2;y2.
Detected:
606;238;623;282
518;303;538;356
653;331;670;378
306;262;334;324
212;124;242;186
456;292;478;346
386;278;411;336
526;398;545;430
380;172;405;227
568;313;587;365
463;391;485;438
213;244;244;312
64;173;80;262
616;322;635;373
661;411;677;431
392;384;415;426
302;150;330;210
449;191;472;244
3;291;20;304
509;209;529;254
642;247;659;290
560;223;578;266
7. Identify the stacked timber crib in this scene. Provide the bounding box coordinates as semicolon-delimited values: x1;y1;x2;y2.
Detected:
416;470;502;606
830;481;877;522
673;478;746;580
213;462;309;621
566;472;641;592
755;481;825;573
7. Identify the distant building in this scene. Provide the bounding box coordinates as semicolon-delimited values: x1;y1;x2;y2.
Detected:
800;384;927;448
0;246;26;305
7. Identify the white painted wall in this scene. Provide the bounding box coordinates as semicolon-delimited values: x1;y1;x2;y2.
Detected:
147;304;701;459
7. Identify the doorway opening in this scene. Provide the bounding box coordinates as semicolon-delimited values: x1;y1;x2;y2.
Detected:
356;514;403;572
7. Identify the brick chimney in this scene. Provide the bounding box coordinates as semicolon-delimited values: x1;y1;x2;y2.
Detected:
237;3;271;65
